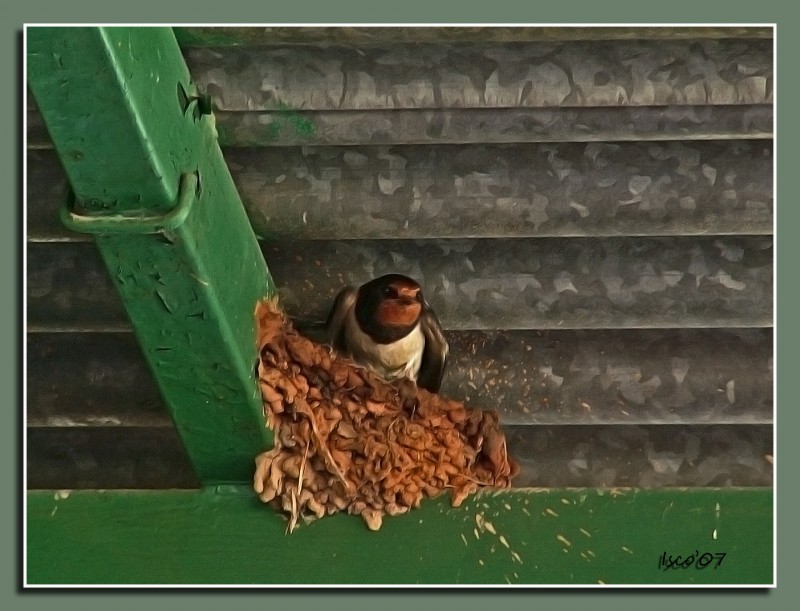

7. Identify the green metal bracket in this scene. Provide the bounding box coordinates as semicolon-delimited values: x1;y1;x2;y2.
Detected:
60;172;198;235
27;26;274;484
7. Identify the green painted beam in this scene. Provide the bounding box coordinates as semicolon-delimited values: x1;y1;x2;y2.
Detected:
27;27;274;484
26;487;773;585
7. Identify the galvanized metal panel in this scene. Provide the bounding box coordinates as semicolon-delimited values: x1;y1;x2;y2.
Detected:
28;141;774;242
230;140;773;239
27;237;774;331
26;242;128;329
184;38;772;112
264;236;773;330
26;427;199;489
28;104;774;149
214;105;774;147
443;328;773;425
175;26;774;46
26;332;171;428
26;150;78;242
26;424;771;490
507;424;773;488
27;329;772;427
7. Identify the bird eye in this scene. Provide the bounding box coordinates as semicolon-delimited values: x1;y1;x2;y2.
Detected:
382;286;393;297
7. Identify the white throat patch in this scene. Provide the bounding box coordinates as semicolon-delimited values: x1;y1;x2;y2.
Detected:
344;309;425;382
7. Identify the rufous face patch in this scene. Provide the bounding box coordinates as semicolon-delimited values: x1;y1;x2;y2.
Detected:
377;299;422;327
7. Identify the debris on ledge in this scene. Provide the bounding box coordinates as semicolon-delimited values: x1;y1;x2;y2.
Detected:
253;299;519;532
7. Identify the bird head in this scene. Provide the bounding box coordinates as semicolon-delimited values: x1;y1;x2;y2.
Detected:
355;274;424;342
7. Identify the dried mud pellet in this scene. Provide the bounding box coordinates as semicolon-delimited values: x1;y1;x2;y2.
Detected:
362;509;383;531
451;486;472;508
366;400;390;416
447;409;467;424
400;489;417;508
307;496;326;519
384;502;409;517
336;421;358;439
330;494;349;511
281;454;303;478
346;370;364;388
277;428;297;448
294;375;310;396
422;483;440;497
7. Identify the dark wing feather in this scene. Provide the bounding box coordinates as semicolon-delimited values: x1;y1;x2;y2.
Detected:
325;286;358;352
417;305;449;393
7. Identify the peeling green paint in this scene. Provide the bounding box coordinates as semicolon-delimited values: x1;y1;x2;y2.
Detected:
27;27;275;483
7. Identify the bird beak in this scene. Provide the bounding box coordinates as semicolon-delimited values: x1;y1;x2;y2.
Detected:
396;286;420;300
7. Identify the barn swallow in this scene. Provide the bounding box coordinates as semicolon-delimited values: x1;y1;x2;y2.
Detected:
325;274;449;393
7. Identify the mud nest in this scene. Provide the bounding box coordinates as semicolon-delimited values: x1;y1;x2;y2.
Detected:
253;299;519;531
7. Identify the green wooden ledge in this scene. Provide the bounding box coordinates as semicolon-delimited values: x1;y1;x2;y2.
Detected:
26;487;773;586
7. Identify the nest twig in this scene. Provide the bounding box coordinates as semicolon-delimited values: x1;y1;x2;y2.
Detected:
253;299;519;531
